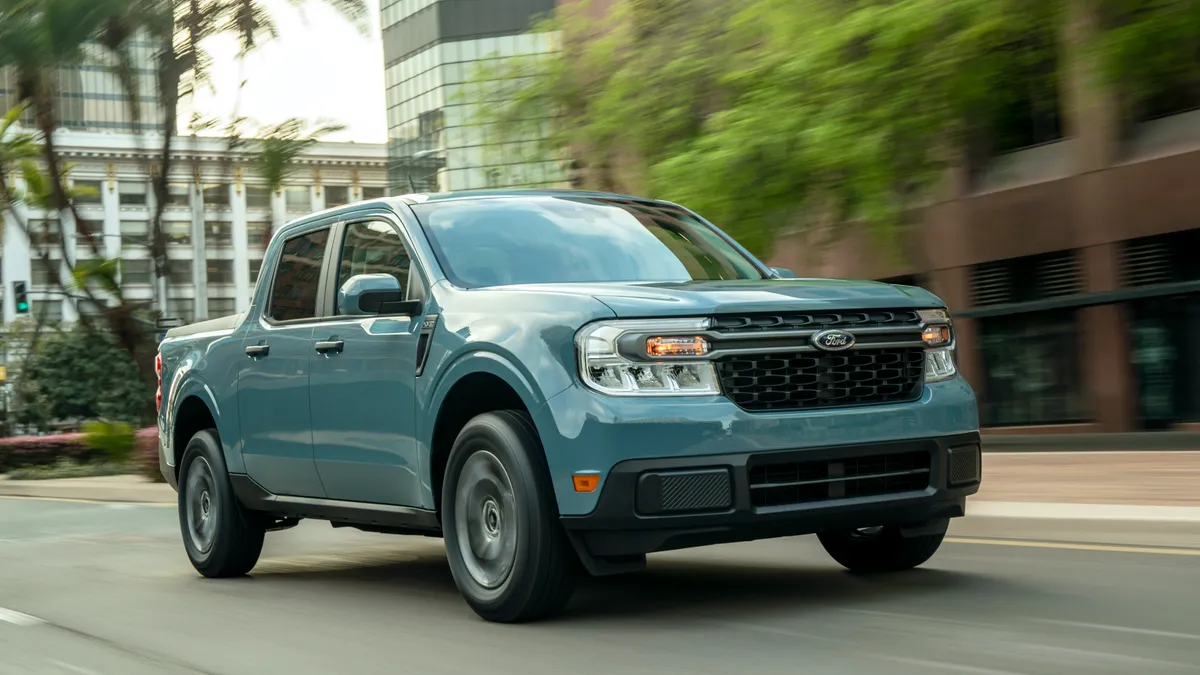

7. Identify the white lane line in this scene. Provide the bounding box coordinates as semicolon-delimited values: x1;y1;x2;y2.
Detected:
48;660;103;675
0;607;45;626
867;654;1033;675
967;501;1200;522
1033;618;1200;641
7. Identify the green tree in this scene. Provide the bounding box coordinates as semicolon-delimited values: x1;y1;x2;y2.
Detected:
478;0;1197;259
250;118;345;237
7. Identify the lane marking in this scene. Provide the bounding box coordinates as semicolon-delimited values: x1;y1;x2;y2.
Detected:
867;654;1032;675
1032;618;1200;641
946;536;1200;556
0;607;46;626
48;660;103;675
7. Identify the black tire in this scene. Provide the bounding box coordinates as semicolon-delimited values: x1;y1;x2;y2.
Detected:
817;524;946;574
441;410;578;623
178;429;265;578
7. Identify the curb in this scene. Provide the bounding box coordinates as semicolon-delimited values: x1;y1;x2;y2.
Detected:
968;500;1200;522
0;479;175;504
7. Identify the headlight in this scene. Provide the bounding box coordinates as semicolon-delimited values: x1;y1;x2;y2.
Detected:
918;308;957;382
576;319;720;396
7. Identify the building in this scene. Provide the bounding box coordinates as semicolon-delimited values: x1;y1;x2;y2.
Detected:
0;39;161;133
768;70;1200;432
1;129;388;326
380;0;566;193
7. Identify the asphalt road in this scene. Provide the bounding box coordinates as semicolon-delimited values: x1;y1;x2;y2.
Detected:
1;497;1198;675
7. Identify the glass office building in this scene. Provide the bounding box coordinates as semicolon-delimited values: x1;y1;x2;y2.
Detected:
381;0;565;193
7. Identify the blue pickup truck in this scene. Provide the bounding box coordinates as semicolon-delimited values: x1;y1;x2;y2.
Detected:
156;189;981;622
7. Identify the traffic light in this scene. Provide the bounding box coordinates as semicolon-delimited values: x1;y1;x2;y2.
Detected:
12;281;29;314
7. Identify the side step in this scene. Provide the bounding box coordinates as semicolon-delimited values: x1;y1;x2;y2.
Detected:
229;474;442;536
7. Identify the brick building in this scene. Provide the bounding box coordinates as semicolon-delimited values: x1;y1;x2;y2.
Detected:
768;7;1200;434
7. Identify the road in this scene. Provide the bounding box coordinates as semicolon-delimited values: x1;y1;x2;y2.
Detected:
1;496;1198;675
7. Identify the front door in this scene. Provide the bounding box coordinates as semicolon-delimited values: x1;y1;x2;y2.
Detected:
238;226;332;498
309;218;425;506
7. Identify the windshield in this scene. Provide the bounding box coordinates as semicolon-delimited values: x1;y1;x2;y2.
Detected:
410;195;765;288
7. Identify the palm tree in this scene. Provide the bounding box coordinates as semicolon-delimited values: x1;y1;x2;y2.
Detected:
251;118;345;239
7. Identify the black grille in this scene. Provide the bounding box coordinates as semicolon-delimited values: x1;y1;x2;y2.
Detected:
947;444;982;486
749;450;931;508
717;348;925;412
636;469;733;515
710;309;920;334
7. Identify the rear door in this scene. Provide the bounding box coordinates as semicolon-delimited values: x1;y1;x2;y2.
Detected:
308;216;427;506
237;224;333;498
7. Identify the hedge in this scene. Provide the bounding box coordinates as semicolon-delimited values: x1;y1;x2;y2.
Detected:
0;426;163;482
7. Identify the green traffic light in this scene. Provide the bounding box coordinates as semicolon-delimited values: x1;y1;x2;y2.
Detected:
16;302;28;311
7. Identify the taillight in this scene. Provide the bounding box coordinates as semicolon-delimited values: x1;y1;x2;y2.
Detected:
155;352;163;413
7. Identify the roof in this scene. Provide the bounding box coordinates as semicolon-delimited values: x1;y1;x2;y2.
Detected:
390;188;659;205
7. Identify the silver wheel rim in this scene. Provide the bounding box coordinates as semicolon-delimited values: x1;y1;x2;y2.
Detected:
454;450;518;590
185;456;217;554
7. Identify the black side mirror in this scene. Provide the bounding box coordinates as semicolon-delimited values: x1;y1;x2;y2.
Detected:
358;290;422;316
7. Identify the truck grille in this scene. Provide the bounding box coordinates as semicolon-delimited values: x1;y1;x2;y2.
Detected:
710;309;921;334
716;348;926;412
748;450;931;508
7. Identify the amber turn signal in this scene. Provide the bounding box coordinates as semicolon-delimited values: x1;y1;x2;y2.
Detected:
573;474;600;493
922;325;951;347
646;335;709;357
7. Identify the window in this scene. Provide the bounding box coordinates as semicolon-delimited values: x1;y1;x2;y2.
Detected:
267;228;329;322
203;183;230;208
207;259;234;285
208;297;236;316
28;219;61;248
31;260;59;286
979;310;1086;427
31;298;62;322
326;185;350;207
205;221;232;246
165;182;191;207
73;180;103;204
336;221;413;314
167;297;193;323
411;196;765;288
121;259;153;285
76;220;104;253
250;258;263;283
246;186;272;209
168;263;193;285
120;220;149;247
119;181;148;206
362;186;387;200
284;186;310;210
247;221;271;250
165;220;191;245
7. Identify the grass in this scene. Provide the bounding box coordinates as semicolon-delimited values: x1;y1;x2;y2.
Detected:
6;458;134;480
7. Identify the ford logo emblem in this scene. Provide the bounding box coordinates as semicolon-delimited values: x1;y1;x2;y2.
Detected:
811;329;856;352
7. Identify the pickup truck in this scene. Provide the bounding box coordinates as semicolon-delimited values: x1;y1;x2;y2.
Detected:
156;189;981;623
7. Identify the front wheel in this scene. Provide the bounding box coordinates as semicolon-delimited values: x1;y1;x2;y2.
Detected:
817;524;946;573
442;411;578;622
178;429;265;578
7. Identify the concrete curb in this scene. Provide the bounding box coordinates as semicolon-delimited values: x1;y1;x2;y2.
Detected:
982;432;1200;452
968;500;1200;522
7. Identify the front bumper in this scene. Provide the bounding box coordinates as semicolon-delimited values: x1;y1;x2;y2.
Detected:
560;432;980;570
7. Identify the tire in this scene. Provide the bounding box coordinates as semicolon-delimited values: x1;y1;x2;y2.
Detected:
817;523;946;574
178;429;265;578
441;411;578;623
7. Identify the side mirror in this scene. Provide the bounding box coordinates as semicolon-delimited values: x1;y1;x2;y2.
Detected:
770;267;798;279
338;273;422;317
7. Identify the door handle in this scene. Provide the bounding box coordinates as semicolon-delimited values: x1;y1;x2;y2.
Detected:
245;344;270;358
315;340;344;354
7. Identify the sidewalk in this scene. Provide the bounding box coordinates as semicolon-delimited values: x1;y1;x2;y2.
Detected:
1;451;1198;512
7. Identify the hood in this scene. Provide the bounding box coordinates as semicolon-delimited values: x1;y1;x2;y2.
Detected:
493;279;943;318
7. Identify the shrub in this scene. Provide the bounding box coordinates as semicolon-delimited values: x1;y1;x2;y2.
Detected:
83;420;135;463
134;427;165;482
0;432;98;472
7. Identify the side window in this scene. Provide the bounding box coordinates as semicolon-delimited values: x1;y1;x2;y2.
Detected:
336;221;413;314
267;228;330;322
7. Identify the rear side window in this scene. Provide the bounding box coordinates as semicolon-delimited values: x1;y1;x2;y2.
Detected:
267;228;329;322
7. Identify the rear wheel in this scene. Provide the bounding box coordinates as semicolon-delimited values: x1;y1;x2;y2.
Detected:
178;429;265;577
442;411;578;622
817;523;946;573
